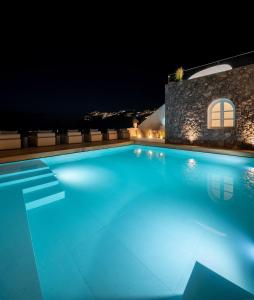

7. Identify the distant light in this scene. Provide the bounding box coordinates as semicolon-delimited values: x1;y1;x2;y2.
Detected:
159;152;164;157
137;134;142;138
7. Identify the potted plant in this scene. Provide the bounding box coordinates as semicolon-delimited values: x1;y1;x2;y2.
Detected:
175;67;184;81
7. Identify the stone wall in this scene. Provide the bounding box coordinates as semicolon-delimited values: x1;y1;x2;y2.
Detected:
165;64;254;149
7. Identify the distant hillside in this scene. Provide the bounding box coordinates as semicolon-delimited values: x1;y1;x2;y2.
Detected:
0;109;154;132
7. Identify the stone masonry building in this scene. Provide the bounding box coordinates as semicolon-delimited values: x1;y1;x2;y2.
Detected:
165;64;254;149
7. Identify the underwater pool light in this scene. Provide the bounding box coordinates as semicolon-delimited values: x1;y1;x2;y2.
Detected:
54;166;115;187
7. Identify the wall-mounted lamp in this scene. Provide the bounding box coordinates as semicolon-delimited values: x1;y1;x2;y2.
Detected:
241;121;254;147
182;119;201;144
133;118;139;129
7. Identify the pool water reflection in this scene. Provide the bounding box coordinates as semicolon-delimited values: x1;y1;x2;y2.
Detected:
24;145;254;299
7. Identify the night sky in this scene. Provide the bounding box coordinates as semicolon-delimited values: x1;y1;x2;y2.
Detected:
0;10;253;129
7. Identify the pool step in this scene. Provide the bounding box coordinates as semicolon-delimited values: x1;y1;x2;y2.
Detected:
22;176;59;193
0;158;66;210
0;159;49;178
0;168;53;188
24;182;65;211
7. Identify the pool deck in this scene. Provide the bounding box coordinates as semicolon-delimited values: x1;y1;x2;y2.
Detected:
0;140;254;163
0;140;133;164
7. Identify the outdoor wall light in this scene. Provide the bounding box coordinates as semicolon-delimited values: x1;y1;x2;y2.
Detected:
182;118;201;144
245;135;254;146
133;118;139;128
187;130;199;143
159;130;165;139
241;121;254;146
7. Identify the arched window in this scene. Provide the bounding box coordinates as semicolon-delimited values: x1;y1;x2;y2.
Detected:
208;173;234;202
208;99;235;129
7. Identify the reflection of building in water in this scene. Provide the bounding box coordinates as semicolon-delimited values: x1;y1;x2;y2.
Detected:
208;174;234;201
147;150;153;159
244;167;254;198
134;148;142;157
134;148;166;162
187;158;196;169
183;158;199;184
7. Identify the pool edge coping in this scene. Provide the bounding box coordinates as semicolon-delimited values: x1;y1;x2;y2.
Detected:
0;140;254;164
134;141;254;158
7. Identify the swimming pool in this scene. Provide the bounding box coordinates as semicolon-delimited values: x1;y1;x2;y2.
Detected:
0;145;254;299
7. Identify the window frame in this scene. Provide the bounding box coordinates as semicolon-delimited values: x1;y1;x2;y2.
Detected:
207;98;235;129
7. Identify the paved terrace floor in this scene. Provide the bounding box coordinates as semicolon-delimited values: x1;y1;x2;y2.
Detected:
0;140;133;164
0;140;254;164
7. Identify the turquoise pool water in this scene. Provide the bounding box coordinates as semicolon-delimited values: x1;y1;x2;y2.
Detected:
1;145;254;299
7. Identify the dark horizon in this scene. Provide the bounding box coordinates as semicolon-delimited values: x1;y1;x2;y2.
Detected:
2;47;253;112
0;13;253;129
